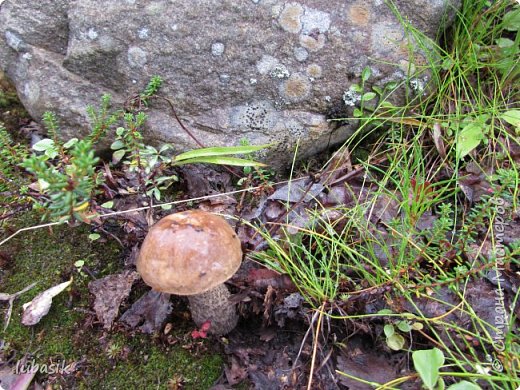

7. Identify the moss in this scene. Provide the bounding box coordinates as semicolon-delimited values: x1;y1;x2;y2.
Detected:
0;73;29;135
1;213;122;357
83;336;223;389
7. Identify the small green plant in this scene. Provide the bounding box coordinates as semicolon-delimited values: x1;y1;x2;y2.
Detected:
345;66;401;120
413;348;483;390
0;124;29;191
86;94;121;144
384;319;423;351
74;259;86;277
105;341;124;360
110;112;148;169
21;136;101;220
237;138;275;188
140;75;163;105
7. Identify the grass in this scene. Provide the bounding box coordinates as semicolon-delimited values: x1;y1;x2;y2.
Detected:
252;0;520;388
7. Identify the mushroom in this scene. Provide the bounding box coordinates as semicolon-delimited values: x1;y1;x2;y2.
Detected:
136;210;242;335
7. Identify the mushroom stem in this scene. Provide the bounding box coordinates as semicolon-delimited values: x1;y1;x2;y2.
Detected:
187;283;238;336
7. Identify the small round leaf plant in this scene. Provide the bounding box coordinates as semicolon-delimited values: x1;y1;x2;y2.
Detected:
137;210;242;335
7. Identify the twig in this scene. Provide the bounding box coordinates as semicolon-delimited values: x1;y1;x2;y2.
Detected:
156;95;242;179
293;309;320;370
0;181;303;247
328;156;388;186
155;95;205;148
307;302;326;390
0;282;38;331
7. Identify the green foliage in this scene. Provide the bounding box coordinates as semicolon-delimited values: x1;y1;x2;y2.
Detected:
252;208;362;307
0;124;28;190
413;348;445;390
42;111;61;146
384;320;423;351
173;144;268;167
109;112;268;201
320;2;519;388
236;138;275;187
384;323;406;351
500;110;520;133
455;114;490;160
21;138;100;220
110;112;147;169
346;66;400;120
86;94;120;144
412;349;484;390
140;75;163;105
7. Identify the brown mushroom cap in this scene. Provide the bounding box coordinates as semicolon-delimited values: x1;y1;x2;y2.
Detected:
137;210;242;295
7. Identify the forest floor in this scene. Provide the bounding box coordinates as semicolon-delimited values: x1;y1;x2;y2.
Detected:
1;1;520;389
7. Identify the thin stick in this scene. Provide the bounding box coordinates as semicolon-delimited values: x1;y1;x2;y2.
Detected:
0;186;262;247
0;175;309;247
293;309;320;370
1;282;38;331
307;302;326;390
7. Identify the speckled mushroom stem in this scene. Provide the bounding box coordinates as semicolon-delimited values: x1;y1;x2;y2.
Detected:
187;283;238;336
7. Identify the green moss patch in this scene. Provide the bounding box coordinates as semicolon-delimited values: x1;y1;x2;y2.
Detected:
82;337;223;389
1;213;122;358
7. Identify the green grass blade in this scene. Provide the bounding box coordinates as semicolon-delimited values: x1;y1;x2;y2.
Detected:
172;156;266;167
174;144;270;162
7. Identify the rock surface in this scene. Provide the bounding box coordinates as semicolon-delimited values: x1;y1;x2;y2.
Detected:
0;0;459;167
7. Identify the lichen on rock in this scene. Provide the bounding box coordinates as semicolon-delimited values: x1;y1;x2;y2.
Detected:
0;0;461;168
280;73;311;102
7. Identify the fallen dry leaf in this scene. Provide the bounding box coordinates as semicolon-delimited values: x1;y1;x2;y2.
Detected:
119;290;173;333
0;366;36;390
21;279;72;326
88;270;140;329
224;356;248;385
268;179;324;203
0;282;37;331
432;122;446;159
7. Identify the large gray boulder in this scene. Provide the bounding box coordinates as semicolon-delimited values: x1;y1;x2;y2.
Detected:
0;0;459;167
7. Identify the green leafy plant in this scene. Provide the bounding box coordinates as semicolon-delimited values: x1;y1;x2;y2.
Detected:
86;94;121;144
0;124;29;190
384;319;423;351
236;138;275;188
413;348;483;390
110;112;147;169
140;75;163;105
251;207;365;308
0;124;30;216
21;137;101;220
413;348;445;390
74;259;87;277
314;2;519;389
173;144;268;167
